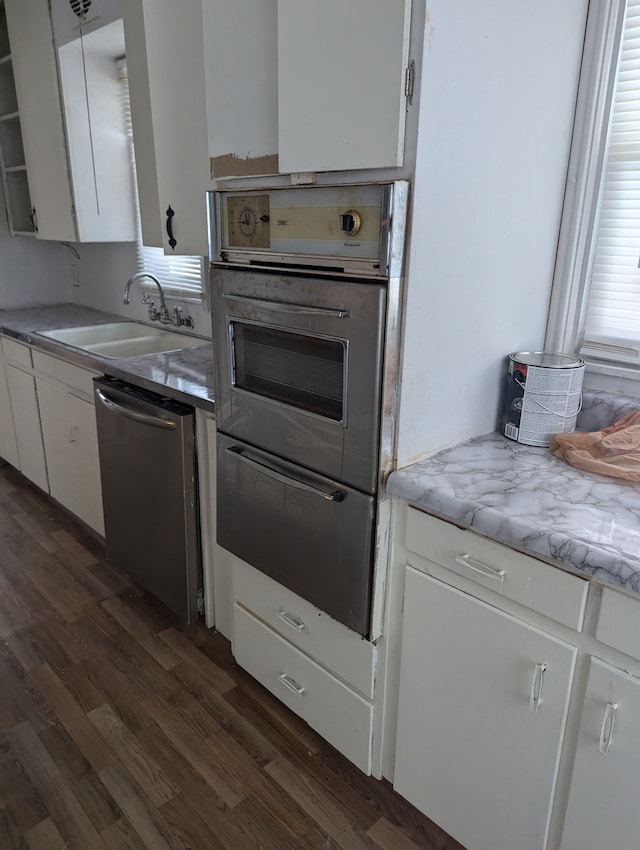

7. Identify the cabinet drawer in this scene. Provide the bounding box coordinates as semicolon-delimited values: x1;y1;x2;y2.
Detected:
32;350;99;399
596;586;640;661
406;508;588;630
234;560;376;698
233;603;373;774
2;337;32;368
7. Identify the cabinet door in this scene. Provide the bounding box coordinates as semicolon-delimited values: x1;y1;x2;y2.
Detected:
0;358;19;467
202;0;278;179
560;658;640;850
394;567;576;850
5;364;48;492
36;379;104;535
122;0;210;256
4;0;76;240
277;0;412;173
54;16;136;243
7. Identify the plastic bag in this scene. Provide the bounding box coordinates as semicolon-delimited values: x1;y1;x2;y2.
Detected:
550;410;640;482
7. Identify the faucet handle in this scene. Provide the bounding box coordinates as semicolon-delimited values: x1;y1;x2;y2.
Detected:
172;306;194;329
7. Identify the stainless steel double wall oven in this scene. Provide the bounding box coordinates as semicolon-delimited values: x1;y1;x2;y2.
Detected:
209;183;408;637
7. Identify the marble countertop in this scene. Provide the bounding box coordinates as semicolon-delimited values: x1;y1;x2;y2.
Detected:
387;428;640;594
0;304;215;412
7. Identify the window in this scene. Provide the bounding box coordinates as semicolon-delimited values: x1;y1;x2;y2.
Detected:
548;1;640;374
118;61;205;302
582;0;640;365
546;0;640;377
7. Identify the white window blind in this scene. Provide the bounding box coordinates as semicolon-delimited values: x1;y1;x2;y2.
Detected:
118;62;204;301
583;1;640;364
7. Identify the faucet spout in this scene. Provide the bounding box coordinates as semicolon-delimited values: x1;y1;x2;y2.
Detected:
123;272;168;312
123;272;172;324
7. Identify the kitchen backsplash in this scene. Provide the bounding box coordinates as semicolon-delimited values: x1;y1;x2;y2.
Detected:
0;235;71;308
577;389;640;432
66;241;212;338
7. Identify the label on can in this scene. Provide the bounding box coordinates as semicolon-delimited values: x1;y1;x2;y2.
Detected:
502;353;585;447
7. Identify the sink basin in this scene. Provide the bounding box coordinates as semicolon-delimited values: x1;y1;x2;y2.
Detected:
37;322;206;358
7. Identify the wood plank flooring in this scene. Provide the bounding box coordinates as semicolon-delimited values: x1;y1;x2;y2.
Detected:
0;462;465;850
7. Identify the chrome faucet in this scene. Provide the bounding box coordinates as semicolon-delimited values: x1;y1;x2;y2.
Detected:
123;272;194;328
124;272;171;323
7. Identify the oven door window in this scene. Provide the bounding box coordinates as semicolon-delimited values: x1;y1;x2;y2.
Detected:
231;322;346;422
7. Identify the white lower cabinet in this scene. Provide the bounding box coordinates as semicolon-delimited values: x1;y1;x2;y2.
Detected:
234;558;376;699
233;602;374;774
394;566;577;850
0;339;104;533
35;378;104;535
560;658;640;850
231;559;377;774
0;357;19;468
4;362;48;492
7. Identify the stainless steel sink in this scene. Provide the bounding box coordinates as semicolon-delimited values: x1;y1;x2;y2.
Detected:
37;322;206;358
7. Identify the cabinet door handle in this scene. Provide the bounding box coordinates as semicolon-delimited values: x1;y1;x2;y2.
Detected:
455;553;506;583
529;662;547;713
277;609;306;632
278;673;305;697
166;206;177;250
599;702;618;755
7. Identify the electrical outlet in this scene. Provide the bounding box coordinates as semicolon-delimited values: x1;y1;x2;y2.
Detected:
71;264;80;287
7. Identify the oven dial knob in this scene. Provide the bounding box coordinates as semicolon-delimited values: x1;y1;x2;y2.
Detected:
339;210;362;235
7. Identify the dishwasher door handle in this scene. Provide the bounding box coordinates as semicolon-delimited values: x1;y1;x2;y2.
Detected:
95;388;177;430
226;446;345;502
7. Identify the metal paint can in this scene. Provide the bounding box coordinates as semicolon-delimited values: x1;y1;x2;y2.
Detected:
502;352;585;447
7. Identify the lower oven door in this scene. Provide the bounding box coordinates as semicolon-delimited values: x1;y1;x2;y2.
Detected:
217;433;375;637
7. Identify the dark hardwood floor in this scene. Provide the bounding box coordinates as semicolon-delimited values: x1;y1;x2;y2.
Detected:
0;461;464;850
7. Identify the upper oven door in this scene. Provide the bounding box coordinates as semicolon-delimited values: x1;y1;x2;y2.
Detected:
212;267;386;494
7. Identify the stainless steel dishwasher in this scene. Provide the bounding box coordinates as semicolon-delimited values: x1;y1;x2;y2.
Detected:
93;376;201;623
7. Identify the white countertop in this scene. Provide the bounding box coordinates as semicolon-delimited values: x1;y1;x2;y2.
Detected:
0;304;215;412
387;428;640;594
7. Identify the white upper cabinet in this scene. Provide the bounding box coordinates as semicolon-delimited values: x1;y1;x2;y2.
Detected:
203;0;279;180
51;0;136;243
122;0;210;256
0;2;31;237
5;0;135;242
4;0;76;241
277;0;412;173
202;0;412;178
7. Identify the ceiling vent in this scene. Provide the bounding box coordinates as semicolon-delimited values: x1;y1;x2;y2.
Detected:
68;0;92;19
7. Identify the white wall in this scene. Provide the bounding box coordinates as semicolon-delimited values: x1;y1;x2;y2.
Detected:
395;0;589;466
66;241;211;337
0;236;71;308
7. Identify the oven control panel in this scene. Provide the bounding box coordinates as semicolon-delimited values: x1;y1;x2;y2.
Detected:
211;183;404;275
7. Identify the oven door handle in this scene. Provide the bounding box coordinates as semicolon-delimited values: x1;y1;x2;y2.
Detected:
224;294;350;318
226;447;346;502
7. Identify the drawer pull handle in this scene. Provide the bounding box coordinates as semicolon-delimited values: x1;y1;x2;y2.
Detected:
599;702;618;755
278;673;305;697
529;663;547;713
455;553;506;583
278;609;306;632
